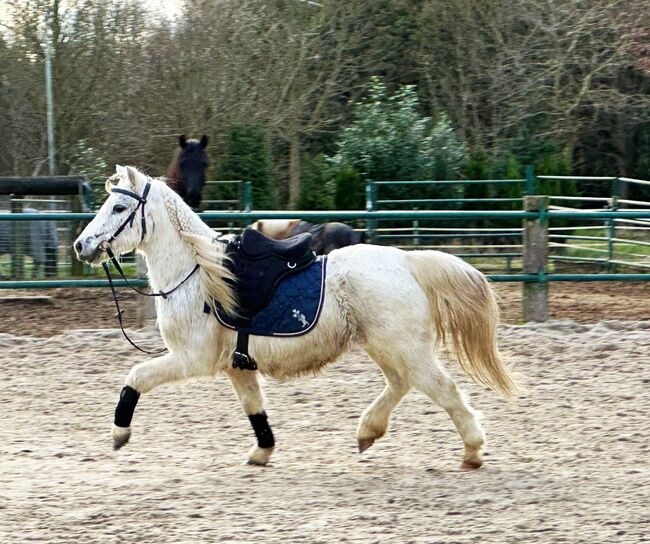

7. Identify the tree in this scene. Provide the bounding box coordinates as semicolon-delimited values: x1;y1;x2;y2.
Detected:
413;0;650;175
230;0;373;208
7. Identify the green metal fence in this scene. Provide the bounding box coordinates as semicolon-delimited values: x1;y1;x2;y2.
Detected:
366;171;650;273
1;208;650;290
1;169;649;299
201;180;253;212
2;173;648;321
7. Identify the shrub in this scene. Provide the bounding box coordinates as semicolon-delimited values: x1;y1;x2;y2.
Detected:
298;154;336;210
330;77;467;195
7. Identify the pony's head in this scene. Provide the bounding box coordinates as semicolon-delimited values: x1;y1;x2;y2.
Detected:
168;134;208;210
75;165;238;314
74;165;152;264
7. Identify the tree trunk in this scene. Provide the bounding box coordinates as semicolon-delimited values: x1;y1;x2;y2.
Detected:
288;132;301;209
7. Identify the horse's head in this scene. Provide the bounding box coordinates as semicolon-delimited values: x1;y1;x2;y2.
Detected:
177;134;208;210
74;165;153;264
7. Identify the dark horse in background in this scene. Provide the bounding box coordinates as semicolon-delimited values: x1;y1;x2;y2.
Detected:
166;134;209;210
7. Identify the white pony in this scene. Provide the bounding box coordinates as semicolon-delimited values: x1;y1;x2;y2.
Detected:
74;166;517;469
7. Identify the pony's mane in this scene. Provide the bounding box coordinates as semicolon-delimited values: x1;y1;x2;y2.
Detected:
153;177;238;315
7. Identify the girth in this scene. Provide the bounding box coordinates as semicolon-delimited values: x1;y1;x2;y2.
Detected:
217;228;316;370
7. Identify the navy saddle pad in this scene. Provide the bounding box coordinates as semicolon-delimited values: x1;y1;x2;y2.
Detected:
215;256;327;337
213;228;327;337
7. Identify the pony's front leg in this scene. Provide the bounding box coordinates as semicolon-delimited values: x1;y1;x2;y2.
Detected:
227;369;275;466
112;352;186;450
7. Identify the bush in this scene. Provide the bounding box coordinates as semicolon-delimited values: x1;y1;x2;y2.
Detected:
330;77;467;192
535;148;576;197
333;164;364;210
298;154;336;210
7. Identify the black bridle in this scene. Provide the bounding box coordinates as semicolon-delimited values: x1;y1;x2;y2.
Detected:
101;180;200;355
107;182;152;246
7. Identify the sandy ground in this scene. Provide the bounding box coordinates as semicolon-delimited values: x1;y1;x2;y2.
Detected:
1;319;649;543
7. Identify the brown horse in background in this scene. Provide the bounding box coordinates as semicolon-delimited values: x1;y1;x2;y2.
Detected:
166;134;209;210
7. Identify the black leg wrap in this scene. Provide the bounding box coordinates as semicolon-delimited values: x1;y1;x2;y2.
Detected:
248;411;275;449
114;385;140;428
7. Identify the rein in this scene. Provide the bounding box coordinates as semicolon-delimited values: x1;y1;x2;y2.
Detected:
101;180;200;355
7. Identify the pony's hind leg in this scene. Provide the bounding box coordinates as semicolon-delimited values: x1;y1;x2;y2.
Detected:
357;352;411;453
113;353;188;449
227;369;275;466
412;356;486;470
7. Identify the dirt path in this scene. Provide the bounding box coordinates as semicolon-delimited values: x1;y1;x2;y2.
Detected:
1;321;649;543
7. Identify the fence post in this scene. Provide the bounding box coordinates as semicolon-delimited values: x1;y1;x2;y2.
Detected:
242;181;253;212
136;255;156;326
365;180;376;243
70;193;84;276
524;165;537;195
522;195;549;322
10;197;25;279
607;178;620;272
413;215;420;247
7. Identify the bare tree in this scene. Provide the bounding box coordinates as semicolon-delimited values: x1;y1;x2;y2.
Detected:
414;0;650;168
221;0;372;207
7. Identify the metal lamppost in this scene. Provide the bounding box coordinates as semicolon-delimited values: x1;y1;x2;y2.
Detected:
41;12;57;178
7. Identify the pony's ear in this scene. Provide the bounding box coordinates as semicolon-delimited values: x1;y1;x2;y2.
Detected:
253;220;263;231
105;171;121;194
124;166;139;189
179;135;187;148
200;134;208;148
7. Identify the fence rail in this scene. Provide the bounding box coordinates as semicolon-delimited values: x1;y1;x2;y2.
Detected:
367;171;650;274
6;209;650;221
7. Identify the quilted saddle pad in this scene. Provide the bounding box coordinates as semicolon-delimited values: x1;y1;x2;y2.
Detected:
214;256;327;337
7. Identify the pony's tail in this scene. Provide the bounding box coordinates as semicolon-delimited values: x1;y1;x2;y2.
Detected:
406;251;519;398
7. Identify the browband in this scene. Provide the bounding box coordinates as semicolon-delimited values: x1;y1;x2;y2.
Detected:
107;181;152;245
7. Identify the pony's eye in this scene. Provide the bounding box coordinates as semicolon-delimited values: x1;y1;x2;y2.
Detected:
112;204;127;214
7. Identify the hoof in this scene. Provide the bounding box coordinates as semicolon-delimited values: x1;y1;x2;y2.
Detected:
112;425;131;450
247;446;273;466
460;458;483;470
358;437;375;453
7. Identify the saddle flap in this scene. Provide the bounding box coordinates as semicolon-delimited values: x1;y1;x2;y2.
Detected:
240;228;313;261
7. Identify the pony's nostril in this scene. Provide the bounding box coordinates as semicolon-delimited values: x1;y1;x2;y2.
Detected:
74;240;83;254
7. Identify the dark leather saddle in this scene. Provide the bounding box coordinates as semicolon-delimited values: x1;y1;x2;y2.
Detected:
224;228;315;321
217;228;316;370
238;227;313;262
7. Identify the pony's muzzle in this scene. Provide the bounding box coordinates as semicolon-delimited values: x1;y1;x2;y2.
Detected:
74;235;103;263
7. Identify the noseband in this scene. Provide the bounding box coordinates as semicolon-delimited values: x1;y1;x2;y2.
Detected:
101;179;200;355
